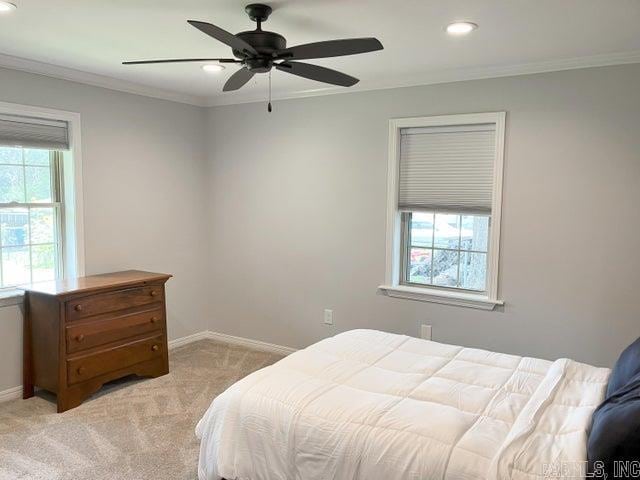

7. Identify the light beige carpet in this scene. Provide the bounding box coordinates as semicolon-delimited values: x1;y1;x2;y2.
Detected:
0;339;283;480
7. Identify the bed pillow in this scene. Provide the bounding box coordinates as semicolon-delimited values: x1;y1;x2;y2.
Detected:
587;337;640;479
587;374;640;478
606;336;640;397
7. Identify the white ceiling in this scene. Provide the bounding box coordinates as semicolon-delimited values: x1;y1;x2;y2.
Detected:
1;0;639;106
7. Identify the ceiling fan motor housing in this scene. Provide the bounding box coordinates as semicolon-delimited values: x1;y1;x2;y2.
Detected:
234;31;286;59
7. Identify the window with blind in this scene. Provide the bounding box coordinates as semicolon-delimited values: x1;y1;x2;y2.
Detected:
0;113;70;289
381;112;505;309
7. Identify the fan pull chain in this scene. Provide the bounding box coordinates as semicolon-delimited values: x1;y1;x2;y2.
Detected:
267;71;272;113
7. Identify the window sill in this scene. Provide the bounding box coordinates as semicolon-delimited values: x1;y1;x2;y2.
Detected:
378;285;503;310
0;289;25;308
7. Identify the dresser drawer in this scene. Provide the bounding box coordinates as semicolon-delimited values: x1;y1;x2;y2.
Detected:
67;335;165;385
66;285;164;321
66;308;163;354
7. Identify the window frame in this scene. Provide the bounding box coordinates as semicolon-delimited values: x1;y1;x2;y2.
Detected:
379;112;506;310
0;101;84;307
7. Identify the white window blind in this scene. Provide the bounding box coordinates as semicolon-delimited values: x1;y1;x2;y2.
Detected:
0;114;69;150
398;123;496;214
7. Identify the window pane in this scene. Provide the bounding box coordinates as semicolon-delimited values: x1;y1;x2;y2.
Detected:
0;165;25;203
31;244;56;282
409;247;432;284
2;246;30;286
30;207;55;244
0;147;22;165
25;166;52;203
461;215;489;252
434;214;460;249
460;251;487;291
1;208;29;246
0;147;60;288
403;210;490;292
24;149;50;166
410;212;433;247
432;249;459;287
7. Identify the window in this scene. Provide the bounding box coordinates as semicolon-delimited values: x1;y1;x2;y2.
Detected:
0;104;83;304
0;147;63;287
380;113;506;310
402;212;489;291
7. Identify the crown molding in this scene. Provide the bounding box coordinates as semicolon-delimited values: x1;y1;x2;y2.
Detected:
203;49;640;107
1;50;639;109
0;53;206;106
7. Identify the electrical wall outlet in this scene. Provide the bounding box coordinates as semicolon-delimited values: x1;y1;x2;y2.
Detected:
420;324;432;340
323;309;334;325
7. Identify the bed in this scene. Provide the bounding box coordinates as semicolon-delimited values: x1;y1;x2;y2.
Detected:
196;329;612;480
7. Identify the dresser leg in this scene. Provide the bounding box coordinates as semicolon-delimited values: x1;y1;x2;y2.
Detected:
161;350;169;376
56;391;83;413
56;392;68;413
23;349;34;399
23;299;34;400
23;380;34;399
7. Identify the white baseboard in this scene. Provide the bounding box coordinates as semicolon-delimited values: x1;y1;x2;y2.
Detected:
168;330;212;350
0;330;297;404
205;330;298;356
169;329;298;356
0;385;22;403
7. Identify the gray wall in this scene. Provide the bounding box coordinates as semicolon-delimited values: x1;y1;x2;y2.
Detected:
205;63;640;368
1;63;638;392
0;67;210;391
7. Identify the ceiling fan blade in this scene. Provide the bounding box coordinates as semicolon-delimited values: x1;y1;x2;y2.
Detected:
276;62;358;87
223;67;255;92
123;58;239;65
188;20;258;57
276;38;383;61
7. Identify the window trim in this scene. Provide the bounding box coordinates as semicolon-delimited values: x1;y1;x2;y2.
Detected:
0;101;84;307
379;112;506;310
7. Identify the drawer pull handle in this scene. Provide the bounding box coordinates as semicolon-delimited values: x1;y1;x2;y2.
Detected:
150;290;158;297
151;344;159;352
77;366;85;375
74;304;83;312
76;334;85;342
150;316;159;324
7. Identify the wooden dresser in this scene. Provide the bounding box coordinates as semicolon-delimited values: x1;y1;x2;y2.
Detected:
22;270;172;412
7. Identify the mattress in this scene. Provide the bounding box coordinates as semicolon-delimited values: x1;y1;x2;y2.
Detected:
196;329;610;480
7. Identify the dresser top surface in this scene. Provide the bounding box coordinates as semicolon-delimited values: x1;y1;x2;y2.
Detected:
21;270;172;297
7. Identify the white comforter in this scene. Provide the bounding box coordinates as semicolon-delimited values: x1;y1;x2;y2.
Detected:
196;330;609;480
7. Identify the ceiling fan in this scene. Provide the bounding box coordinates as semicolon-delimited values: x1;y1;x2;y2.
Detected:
123;3;383;94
